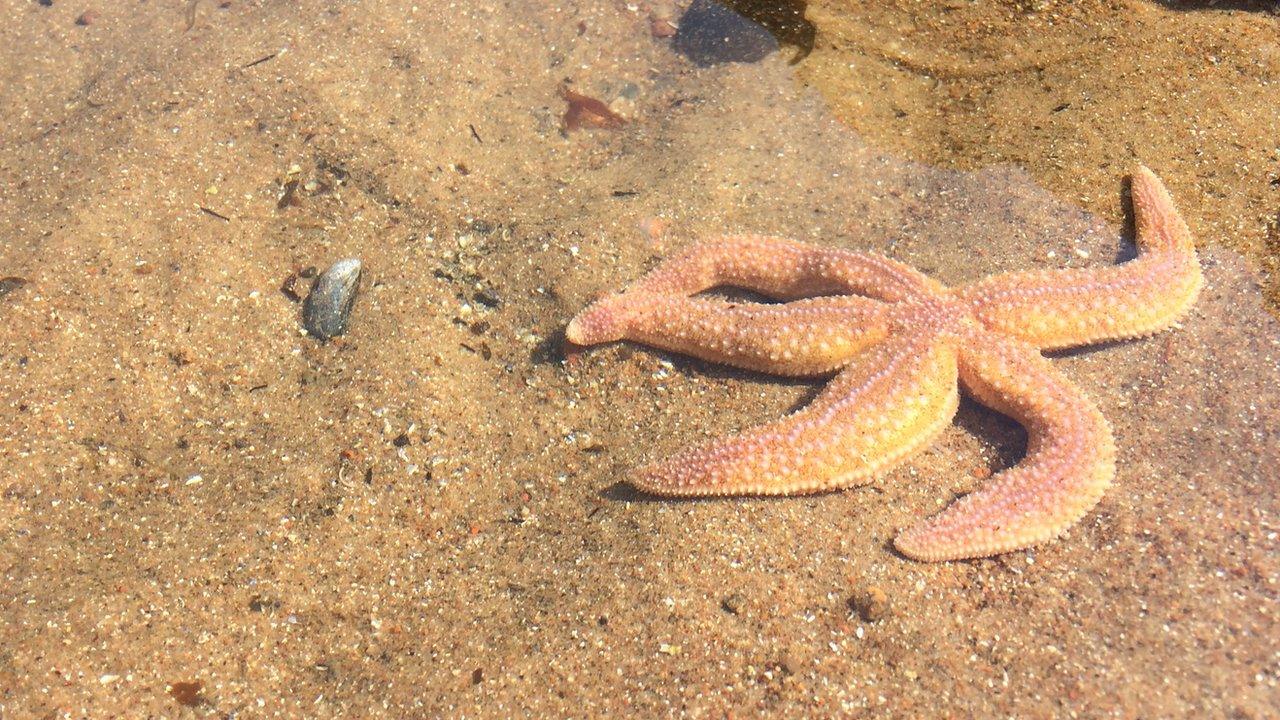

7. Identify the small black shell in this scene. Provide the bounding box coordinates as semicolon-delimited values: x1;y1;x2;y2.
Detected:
302;258;362;340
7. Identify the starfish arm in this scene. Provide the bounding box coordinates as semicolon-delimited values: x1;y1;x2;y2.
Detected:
618;235;943;302
566;294;891;376
959;166;1203;350
632;327;959;496
895;329;1116;562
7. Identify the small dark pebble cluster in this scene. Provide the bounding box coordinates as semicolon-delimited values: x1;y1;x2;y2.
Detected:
280;265;316;303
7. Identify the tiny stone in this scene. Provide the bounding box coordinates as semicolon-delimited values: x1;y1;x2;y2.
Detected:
778;644;810;675
849;585;890;622
0;277;29;299
248;595;279;612
473;287;501;308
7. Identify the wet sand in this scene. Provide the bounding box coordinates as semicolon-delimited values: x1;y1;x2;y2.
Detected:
1;1;1277;717
799;0;1280;312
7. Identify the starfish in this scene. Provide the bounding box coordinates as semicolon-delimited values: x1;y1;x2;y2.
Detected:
566;166;1202;561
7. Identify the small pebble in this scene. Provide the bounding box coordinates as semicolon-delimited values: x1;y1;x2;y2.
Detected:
0;277;28;299
778;643;811;674
721;592;746;615
650;16;677;38
473;287;501;308
302;258;363;340
849;585;890;622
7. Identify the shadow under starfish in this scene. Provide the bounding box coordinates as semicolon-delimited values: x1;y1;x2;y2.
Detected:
566;167;1203;562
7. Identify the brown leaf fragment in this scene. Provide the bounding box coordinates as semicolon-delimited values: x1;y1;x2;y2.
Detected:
168;680;204;706
559;84;626;132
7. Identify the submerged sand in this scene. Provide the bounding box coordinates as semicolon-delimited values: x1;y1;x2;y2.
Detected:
0;1;1276;717
799;0;1280;313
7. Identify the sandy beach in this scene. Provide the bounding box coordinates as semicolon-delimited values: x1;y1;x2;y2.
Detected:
1;1;1277;717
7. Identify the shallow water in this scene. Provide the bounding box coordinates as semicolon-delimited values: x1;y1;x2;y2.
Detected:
0;1;1277;717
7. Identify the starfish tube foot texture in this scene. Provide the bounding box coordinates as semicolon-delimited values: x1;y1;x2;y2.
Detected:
567;167;1201;561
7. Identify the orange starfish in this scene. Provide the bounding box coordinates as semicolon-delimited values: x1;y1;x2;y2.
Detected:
567;166;1202;561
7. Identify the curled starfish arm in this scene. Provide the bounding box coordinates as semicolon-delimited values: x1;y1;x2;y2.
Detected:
633;328;959;496
622;235;943;302
959;166;1203;350
566;294;891;376
895;330;1116;561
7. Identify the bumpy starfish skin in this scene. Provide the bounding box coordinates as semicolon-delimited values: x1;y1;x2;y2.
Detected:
567;167;1202;561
